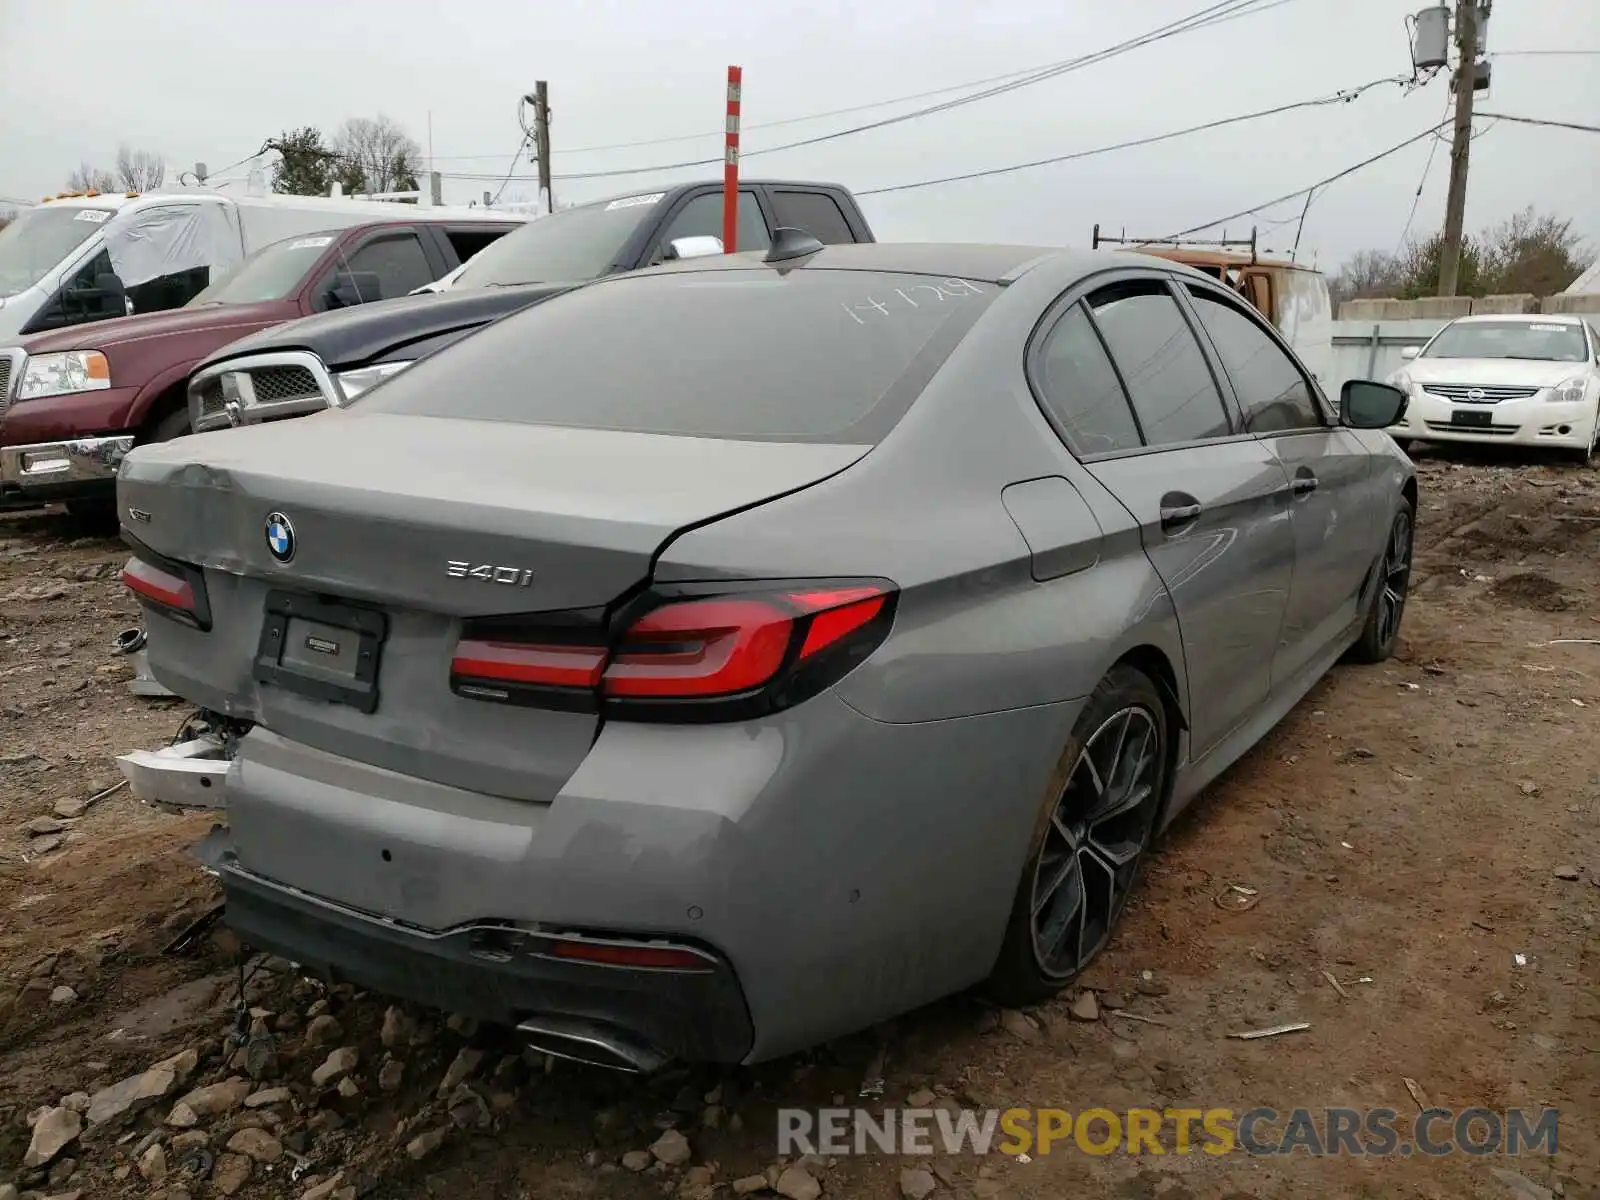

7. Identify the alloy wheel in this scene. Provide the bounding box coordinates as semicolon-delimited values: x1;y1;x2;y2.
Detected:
1029;706;1162;979
1376;508;1413;648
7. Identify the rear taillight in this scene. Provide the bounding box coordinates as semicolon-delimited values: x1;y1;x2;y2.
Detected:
122;543;211;631
450;580;896;721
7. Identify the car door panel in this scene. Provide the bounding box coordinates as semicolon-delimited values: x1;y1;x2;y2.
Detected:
1179;282;1376;689
1087;445;1294;757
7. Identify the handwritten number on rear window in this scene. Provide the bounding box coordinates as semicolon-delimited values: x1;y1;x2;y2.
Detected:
842;279;986;325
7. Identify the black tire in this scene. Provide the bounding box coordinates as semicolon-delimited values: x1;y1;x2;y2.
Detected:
1391;437;1413;454
986;665;1170;1007
145;404;192;444
1348;497;1415;664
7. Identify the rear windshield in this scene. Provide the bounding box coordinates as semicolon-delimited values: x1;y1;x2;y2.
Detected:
358;268;998;442
1423;320;1588;363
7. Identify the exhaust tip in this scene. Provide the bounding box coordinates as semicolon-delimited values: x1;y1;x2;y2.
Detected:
516;1015;668;1075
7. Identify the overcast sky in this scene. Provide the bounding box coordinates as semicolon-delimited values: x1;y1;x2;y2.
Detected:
3;0;1596;268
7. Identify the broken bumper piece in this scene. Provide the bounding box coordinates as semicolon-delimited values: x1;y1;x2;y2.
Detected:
189;826;756;1069
117;736;231;810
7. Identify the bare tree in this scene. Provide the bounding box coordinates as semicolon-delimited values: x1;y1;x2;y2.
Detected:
65;162;118;193
329;115;423;196
116;146;167;191
1329;250;1406;306
1479;207;1591;297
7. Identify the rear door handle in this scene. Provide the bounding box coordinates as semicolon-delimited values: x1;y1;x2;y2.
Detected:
1291;475;1318;496
1159;502;1203;531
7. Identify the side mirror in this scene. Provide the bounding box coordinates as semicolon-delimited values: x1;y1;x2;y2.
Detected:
1399;345;1420;361
665;235;724;261
1340;380;1408;429
66;271;127;316
326;271;383;308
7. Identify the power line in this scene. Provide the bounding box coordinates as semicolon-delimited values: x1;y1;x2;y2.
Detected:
1163;121;1454;239
1395;90;1452;252
441;0;1306;183
428;0;1306;162
855;78;1407;197
1474;112;1600;135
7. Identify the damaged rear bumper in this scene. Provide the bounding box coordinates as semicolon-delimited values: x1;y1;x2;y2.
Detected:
190;826;756;1068
118;735;231;809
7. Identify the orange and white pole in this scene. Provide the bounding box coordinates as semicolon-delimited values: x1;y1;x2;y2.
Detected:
723;65;742;253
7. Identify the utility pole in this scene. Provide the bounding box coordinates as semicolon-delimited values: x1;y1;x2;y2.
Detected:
1437;0;1479;297
532;82;553;215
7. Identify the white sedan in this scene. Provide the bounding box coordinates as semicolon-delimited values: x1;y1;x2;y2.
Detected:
1385;313;1600;462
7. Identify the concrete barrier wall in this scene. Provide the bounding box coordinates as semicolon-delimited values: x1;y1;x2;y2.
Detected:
1337;293;1600;320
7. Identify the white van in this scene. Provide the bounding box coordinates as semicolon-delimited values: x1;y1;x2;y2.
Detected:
0;190;522;340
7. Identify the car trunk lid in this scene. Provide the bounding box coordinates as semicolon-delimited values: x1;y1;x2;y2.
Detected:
121;411;868;803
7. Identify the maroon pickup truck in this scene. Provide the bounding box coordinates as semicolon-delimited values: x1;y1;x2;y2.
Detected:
0;215;522;517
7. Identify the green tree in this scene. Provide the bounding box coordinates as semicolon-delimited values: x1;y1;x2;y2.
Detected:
1397;231;1484;300
269;127;337;196
1479;208;1591;297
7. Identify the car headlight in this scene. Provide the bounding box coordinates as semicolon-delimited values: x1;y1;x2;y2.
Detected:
1555;376;1590;405
333;360;413;403
17;351;111;401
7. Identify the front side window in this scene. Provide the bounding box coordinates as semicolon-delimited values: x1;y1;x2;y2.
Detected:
1423;319;1588;363
653;191;770;259
1188;289;1321;433
23;249;127;331
1086;280;1231;447
314;234;433;308
1032;303;1142;455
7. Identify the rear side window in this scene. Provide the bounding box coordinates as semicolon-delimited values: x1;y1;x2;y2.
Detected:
1032;304;1142;454
1085;280;1231;446
1187;289;1321;432
360;269;998;443
770;191;856;244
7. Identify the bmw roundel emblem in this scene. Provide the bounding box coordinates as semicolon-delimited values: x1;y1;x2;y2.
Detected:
265;512;296;563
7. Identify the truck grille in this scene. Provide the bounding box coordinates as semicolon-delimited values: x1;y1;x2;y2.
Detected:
248;365;322;404
195;376;226;421
1421;383;1542;404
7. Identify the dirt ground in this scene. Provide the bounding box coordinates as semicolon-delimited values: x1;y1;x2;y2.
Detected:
1;446;1596;1200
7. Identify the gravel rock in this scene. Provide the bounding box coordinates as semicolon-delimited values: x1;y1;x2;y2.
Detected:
300;1174;345;1200
436;1047;484;1097
139;1142;168;1184
169;1077;252;1125
445;1013;479;1037
89;1059;183;1124
651;1128;692;1167
775;1165;823;1200
60;1092;90;1114
243;1086;291;1109
900;1167;938;1199
24;816;66;836
378;1058;405;1092
212;1151;252;1195
406;1126;448;1161
50;985;78;1004
380;1006;414;1049
907;1088;937;1107
1554;866;1581;881
1069;990;1101;1021
226;1127;283;1163
23;1106;81;1168
732;1177;768;1196
302;1014;343;1049
1000;1009;1042;1043
29;832;64;854
53;797;89;819
311;1046;359;1087
621;1150;654;1173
